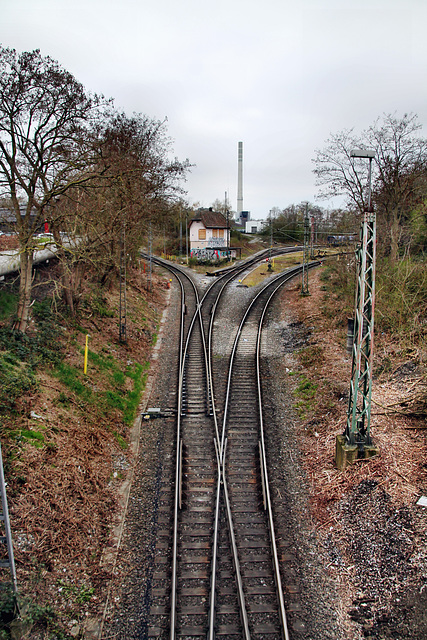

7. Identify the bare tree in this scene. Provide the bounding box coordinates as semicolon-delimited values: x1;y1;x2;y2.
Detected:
50;111;191;308
0;46;106;331
367;113;427;261
313;129;371;212
313;113;427;261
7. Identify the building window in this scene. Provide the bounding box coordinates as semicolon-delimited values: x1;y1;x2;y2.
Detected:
218;229;224;238
198;229;206;240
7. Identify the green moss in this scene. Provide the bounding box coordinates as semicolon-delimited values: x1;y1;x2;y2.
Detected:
113;431;128;450
19;429;45;448
105;390;125;411
293;375;318;419
53;363;93;403
0;291;18;320
113;370;125;385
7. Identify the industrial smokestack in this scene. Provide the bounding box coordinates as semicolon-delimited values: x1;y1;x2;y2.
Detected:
237;141;243;219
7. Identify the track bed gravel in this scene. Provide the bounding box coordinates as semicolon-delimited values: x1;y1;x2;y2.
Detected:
101;266;427;640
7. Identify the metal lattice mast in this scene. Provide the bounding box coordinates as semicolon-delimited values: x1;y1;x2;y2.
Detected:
119;222;127;344
301;204;310;295
345;150;376;448
147;223;152;291
310;216;315;259
0;443;17;593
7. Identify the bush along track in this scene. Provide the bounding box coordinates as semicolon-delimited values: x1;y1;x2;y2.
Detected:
0;268;168;639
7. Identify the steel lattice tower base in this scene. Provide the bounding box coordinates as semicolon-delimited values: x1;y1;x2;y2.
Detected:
336;208;380;469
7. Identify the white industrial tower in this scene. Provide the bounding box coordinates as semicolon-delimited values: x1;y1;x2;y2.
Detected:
237;141;243;219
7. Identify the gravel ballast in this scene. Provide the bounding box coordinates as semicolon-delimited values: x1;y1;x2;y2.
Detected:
100;265;427;640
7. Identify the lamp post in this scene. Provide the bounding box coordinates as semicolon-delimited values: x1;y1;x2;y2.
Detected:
337;148;379;469
351;148;375;210
301;202;310;295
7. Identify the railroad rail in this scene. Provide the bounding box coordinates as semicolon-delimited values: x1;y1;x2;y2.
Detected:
146;252;319;639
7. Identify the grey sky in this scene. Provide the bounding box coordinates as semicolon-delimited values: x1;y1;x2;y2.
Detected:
2;0;427;218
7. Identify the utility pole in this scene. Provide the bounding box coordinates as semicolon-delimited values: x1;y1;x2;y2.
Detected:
185;209;189;265
301;203;310;295
147;223;152;291
336;149;379;469
267;210;273;271
179;209;183;259
225;191;230;260
119;222;127;344
310;216;315;259
0;443;17;594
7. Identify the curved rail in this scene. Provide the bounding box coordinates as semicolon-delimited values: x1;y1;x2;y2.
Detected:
169;266;196;639
208;262;319;639
145;251;319;639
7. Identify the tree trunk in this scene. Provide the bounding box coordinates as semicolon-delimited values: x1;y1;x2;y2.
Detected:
62;264;75;315
14;249;34;333
389;213;400;263
52;228;75;316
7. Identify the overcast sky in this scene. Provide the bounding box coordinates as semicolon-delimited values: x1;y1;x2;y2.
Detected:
2;0;427;218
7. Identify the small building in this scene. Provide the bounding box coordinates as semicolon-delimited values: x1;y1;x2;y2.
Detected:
189;209;234;261
0;206;42;233
245;219;266;234
238;210;250;226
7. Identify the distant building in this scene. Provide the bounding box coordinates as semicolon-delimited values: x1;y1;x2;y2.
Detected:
245;219;266;234
0;206;40;233
189;209;230;249
237;210;250;226
0;207;17;232
189;208;237;261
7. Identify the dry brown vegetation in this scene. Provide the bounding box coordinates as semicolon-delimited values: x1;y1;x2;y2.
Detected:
0;263;169;636
280;265;427;638
281;267;427;517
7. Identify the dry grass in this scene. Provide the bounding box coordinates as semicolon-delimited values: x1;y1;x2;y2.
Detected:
279;267;427;637
242;252;303;286
280;269;427;520
0;266;169;633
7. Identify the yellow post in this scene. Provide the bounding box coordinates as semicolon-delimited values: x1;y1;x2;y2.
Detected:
84;335;89;374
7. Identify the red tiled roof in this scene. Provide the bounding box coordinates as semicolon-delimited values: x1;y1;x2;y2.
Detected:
190;210;228;229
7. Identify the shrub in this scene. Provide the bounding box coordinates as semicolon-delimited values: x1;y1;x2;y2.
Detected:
375;257;427;348
321;255;426;354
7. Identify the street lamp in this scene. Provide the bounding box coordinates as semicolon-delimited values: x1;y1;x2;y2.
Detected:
350;148;375;211
336;148;379;469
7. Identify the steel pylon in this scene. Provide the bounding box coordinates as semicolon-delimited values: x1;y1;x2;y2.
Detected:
0;443;17;593
301;206;310;296
345;209;376;448
119;223;127;344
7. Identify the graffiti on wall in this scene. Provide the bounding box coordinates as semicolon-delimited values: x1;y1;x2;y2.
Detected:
207;238;226;248
190;248;231;261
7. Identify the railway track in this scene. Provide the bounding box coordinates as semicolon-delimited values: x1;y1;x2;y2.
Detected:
146;253;318;639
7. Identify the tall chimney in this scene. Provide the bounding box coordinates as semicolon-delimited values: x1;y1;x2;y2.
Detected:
237;141;243;219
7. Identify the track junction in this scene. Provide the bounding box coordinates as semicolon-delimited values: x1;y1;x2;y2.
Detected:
142;250;319;639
